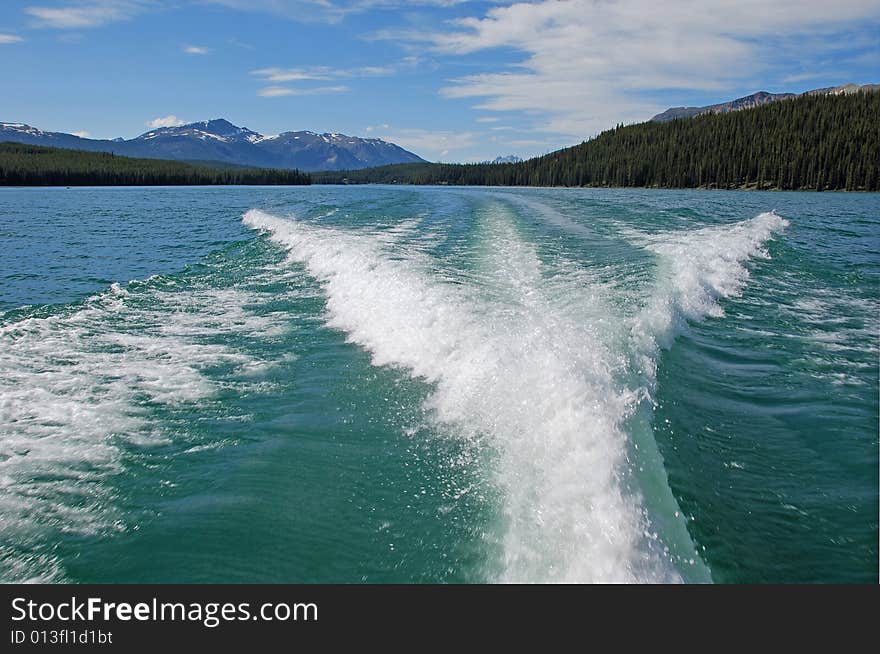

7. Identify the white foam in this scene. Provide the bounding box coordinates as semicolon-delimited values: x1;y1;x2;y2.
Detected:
243;205;790;582
242;210;641;579
0;276;292;582
628;211;789;384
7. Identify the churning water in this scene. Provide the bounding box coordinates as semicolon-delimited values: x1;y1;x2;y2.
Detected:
1;186;876;583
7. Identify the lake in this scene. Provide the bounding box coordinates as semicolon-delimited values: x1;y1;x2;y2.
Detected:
1;185;877;583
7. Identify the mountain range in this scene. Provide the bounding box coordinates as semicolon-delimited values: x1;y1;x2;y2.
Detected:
3;83;875;172
313;89;877;191
650;82;879;122
485;155;523;164
0;118;426;171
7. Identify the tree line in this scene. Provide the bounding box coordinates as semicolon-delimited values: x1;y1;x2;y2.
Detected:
0;143;310;186
314;91;879;191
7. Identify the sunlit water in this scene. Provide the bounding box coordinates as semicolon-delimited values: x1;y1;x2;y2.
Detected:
1;186;876;583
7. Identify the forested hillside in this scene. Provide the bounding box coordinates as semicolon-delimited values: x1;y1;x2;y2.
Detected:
0;143;310;186
315;91;878;191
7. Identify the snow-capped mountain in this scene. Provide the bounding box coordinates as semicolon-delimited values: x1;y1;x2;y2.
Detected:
487;155;522;164
0;122;112;152
135;119;264;144
0;118;426;171
254;130;425;171
650;83;879;122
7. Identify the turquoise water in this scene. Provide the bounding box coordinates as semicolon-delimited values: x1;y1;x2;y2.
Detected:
0;186;877;583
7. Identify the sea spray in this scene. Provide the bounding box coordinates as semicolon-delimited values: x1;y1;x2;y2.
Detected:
249;208;742;581
628;211;790;385
0;270;295;582
4;186;872;584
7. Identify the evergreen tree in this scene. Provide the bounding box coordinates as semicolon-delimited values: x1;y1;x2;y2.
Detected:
314;91;879;191
0;144;311;186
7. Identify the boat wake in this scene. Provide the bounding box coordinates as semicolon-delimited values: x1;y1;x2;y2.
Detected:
244;206;788;582
0;267;294;582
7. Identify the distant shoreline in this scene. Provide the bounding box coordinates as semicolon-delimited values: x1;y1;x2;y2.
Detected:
311;93;879;192
0;142;310;187
4;92;878;193
0;183;874;193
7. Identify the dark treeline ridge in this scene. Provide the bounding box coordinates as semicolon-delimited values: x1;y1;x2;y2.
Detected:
0;143;310;186
314;91;879;191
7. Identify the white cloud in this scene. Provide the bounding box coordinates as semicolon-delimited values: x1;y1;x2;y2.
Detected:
204;1;474;24
365;123;390;132
374;127;477;161
251;64;378;97
258;85;349;97
227;37;255;50
19;1;479;33
251;65;395;82
183;45;209;55
475;116;499;123
25;1;145;29
146;115;186;128
392;0;880;143
72;130;91;137
781;72;825;84
251;63;405;97
0;34;24;44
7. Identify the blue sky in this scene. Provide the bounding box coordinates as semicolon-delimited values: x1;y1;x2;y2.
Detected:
1;0;878;162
